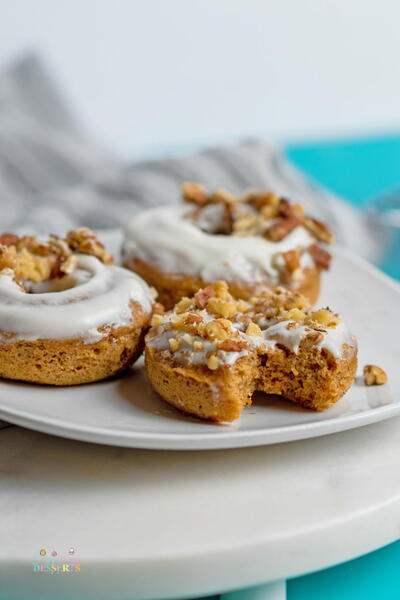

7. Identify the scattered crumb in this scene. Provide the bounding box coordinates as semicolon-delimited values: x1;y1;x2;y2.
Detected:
363;364;387;386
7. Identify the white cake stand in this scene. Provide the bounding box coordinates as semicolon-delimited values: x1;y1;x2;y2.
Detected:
1;414;400;599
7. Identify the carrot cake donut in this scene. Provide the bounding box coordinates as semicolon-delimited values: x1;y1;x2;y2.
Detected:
123;183;334;309
145;281;357;422
0;228;154;385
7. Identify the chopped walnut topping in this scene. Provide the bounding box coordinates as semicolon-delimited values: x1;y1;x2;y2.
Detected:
303;217;334;245
182;182;208;206
209;188;237;205
169;338;180;352
309;244;332;271
153;302;165;314
0;228;114;285
284;308;306;322
236;299;249;313
151;314;165;327
182;333;193;345
207;297;237;318
363;365;387;386
264;216;300;242
60;254;77;275
181;183;333;248
195;285;215;308
194;282;240;318
306;332;324;345
219;339;248;352
49;235;71;257
214;280;230;299
175;297;195;313
66;227;113;265
260;204;280;220
232;214;264;237
246;322;262;337
204;319;232;341
183;313;203;325
0;233;19;246
310;309;340;328
290;204;305;219
245;190;279;210
282;249;301;272
149;281;351;371
277;198;293;218
207;354;220;370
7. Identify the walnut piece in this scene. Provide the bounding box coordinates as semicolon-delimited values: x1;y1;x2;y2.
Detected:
175;297;195;313
183;313;203;325
195;285;215;308
363;365;387;386
151;313;165;327
207;297;237;318
284;308;306;322
309;244;332;270
245;322;262;337
245;190;279;210
264;216;300;242
311;309;340;328
153;302;165;315
66;227;113;265
169;338;180;352
219;339;248;352
203;319;232;341
182;182;208;206
182;183;333;247
303;217;334;245
282;249;301;272
0;233;19;246
209;188;237;205
306;332;324;345
0;227;113;285
207;354;220;370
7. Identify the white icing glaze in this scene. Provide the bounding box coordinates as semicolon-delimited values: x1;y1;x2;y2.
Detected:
123;205;315;284
147;328;249;367
0;255;153;343
148;316;356;367
260;320;355;358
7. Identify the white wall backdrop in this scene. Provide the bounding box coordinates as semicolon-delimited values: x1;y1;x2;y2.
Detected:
0;0;400;158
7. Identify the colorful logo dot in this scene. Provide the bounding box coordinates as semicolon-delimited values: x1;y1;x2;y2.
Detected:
39;549;46;556
51;551;57;557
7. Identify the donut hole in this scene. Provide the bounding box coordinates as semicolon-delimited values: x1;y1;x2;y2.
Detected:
24;271;89;294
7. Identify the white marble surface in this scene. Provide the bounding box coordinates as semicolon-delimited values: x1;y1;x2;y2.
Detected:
2;417;400;600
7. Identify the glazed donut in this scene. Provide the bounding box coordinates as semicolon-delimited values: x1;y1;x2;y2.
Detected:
0;229;154;385
123;184;334;309
145;281;357;422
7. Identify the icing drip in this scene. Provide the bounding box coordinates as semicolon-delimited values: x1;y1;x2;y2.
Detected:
123;205;315;284
0;255;153;343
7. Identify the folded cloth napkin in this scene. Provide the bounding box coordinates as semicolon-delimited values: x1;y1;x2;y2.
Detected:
0;53;375;431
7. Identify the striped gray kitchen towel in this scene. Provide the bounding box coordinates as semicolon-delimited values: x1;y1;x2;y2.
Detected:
0;54;375;430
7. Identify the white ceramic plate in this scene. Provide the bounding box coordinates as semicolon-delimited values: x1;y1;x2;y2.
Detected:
0;246;399;450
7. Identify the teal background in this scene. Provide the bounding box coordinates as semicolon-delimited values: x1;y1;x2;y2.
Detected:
284;133;400;598
286;133;400;207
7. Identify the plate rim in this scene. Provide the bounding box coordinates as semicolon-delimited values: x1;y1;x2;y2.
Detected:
0;398;400;450
0;245;399;450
